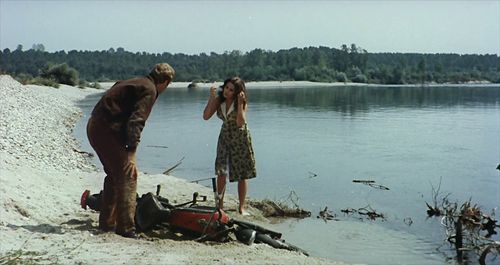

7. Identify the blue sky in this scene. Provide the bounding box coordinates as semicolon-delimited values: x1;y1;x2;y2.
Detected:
1;0;499;55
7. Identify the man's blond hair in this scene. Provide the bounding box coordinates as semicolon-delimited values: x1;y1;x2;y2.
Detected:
150;63;175;84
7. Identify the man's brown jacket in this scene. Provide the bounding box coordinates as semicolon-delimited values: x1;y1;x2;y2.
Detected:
91;75;159;150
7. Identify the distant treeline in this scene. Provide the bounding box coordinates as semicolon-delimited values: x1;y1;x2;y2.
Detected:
1;44;499;85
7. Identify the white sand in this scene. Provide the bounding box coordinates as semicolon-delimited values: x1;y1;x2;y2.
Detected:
0;75;343;264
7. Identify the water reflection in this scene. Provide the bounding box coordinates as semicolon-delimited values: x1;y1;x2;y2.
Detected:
247;86;500;114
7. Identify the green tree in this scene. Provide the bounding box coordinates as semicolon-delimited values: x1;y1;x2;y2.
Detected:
40;63;79;86
1;45;499;84
417;58;426;84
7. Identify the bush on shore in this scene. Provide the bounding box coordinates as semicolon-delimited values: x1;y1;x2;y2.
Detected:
12;62;84;88
40;63;79;86
29;77;60;88
14;74;60;88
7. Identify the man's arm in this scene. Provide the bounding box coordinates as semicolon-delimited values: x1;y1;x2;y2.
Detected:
125;87;156;151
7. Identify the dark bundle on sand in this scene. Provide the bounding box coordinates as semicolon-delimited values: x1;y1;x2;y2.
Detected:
249;199;311;218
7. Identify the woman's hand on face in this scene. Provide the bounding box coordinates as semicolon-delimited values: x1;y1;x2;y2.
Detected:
238;91;246;105
210;86;217;98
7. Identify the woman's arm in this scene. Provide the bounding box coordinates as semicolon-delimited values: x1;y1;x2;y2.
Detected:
236;91;247;127
203;86;219;120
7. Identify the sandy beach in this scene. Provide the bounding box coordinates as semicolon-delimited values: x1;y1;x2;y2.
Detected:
0;75;343;264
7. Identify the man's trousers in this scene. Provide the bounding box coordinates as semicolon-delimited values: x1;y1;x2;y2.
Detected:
87;117;138;235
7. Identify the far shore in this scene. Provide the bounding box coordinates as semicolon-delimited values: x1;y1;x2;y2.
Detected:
98;80;499;90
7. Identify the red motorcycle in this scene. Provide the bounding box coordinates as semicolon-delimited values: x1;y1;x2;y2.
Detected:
80;178;307;255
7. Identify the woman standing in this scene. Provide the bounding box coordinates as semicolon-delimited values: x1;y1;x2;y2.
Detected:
203;77;256;215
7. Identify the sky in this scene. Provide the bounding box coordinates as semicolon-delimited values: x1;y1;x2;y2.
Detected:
1;0;499;55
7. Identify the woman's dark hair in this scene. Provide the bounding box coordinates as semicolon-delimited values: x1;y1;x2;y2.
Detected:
217;78;231;101
218;77;247;106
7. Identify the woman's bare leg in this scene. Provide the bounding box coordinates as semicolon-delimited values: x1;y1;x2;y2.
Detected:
238;179;247;213
217;175;226;209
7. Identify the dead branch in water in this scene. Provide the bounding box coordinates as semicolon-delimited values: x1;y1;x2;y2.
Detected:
425;178;499;264
439;199;499;263
147;145;169;149
339;205;386;221
340;208;356;215
352;179;390;190
479;243;500;265
352;179;375;183
249;199;311;218
249;191;311;218
283;190;301;209
317;207;336;222
357;205;385;220
425;177;451;217
162;157;185;175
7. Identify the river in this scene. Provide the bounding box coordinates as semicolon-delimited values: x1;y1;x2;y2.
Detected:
75;83;500;264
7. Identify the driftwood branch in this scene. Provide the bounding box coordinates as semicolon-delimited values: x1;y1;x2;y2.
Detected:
317;207;336;222
352;179;389;190
146;145;169;149
72;148;94;157
428;189;499;263
249;198;311;218
162;157;185;175
339;205;385;221
357;205;385;220
352;179;375;183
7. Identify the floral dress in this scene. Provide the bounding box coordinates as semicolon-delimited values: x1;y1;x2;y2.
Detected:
215;101;256;182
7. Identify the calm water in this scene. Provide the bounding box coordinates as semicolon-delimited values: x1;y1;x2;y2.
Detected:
75;84;500;265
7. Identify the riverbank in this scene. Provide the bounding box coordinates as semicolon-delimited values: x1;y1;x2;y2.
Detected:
98;80;363;90
0;75;343;264
97;80;498;91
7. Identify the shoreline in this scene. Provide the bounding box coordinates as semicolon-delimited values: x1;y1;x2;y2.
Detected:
98;80;500;91
0;75;343;264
